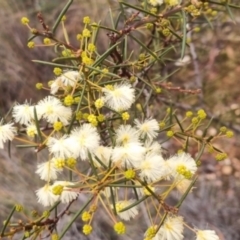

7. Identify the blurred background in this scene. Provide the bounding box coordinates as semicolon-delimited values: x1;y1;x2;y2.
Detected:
0;0;240;239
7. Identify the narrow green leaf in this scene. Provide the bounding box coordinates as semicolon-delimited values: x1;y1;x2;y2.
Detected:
123;35;128;61
52;0;73;34
108;63;132;69
92;41;122;69
135;82;147;103
185;137;189;152
226;4;236;22
16;144;38;148
75;81;86;114
32;60;78;70
202;117;214;138
27;34;36;42
169;106;173;124
137;76;153;88
87;65;120;78
129;34;159;61
109;8;115;29
106;120;115;145
158;123;175;133
131;180;139;201
8;140;11;158
59;196;94;239
195;143;206;162
119;1;158;17
158;45;175;59
67;114;76;134
52;56;79;63
0;206;16;237
54;44;61;54
137;178;159;200
110;187;117;215
33;106;43;142
212;146;224;153
174;133;186;141
108;183;141;187
161;68;180;81
114;11;123;29
119;196;148;212
93;154;108;169
206;135;214;142
180;10;187;59
203;14;213;29
92;21;101;45
90;23;119;34
169;28;183;41
175;177;198;208
107;178;130;188
174;114;184;132
156;212;168;231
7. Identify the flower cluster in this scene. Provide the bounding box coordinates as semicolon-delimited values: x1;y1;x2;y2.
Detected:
1;81;219;239
1;1;232;238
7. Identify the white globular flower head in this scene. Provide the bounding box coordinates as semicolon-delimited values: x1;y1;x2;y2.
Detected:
51;71;82;94
67;123;100;160
52;181;79;204
59;71;82;86
157;215;184;240
148;0;163;6
134;118;159;140
36;184;59;207
92;146;112;168
37;96;72;125
112;143;145;168
35;159;62;181
140;153;165;182
50;78;63;95
12;102;41;125
166;153;197;179
196;230;220;240
47;135;73;159
114;199;138;221
115;124;140;146
0;120;16;149
102;83;135;111
144;140;162;155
